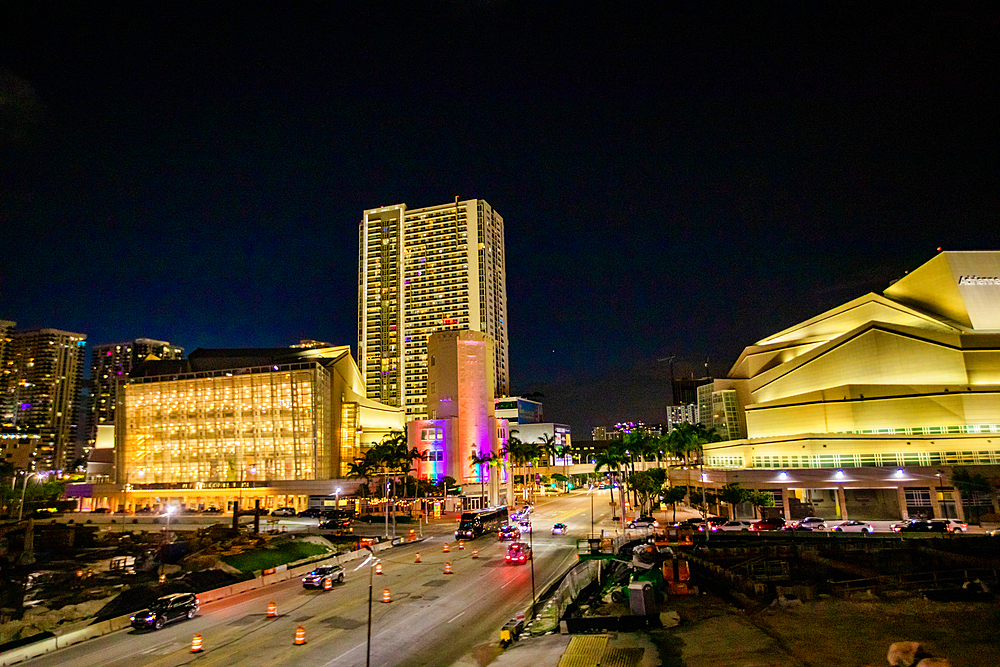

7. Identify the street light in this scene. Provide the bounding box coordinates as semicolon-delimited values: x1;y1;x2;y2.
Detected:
18;472;41;521
358;545;378;667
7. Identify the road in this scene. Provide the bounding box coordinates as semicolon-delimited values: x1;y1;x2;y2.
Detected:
19;490;613;667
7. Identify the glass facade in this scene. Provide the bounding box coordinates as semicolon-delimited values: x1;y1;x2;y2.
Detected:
123;363;331;483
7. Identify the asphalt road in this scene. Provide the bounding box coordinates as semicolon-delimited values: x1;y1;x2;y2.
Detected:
19;490;613;667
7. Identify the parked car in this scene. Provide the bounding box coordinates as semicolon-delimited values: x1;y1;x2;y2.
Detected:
130;593;199;630
135;506;154;514
930;518;968;533
627;516;655;529
91;507;110;514
505;542;532;564
783;523;815;531
498;524;520;541
831;520;874;533
271;507;297;517
750;517;788;531
796;517;827;530
551;522;567;535
302;565;345;588
203;506;223;514
297;508;323;518
718;520;754;531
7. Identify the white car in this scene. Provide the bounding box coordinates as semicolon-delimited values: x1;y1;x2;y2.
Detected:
518;520;532;534
718;520;754;532
930;518;968;533
796;517;827;530
831;520;874;533
551;522;567;534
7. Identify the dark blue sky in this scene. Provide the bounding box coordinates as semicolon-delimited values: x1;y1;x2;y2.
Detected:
2;3;997;432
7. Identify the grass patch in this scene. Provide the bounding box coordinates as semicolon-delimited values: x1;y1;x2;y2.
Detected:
221;540;328;573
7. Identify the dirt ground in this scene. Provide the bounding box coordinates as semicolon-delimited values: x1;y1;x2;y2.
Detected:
657;592;1000;667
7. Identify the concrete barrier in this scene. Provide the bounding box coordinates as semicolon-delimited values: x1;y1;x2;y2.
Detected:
0;636;58;666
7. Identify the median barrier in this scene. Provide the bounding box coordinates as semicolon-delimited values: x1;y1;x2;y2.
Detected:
0;636;58;666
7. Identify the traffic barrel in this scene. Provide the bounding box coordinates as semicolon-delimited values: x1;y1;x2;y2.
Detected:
415;552;421;563
191;634;203;653
458;540;464;550
382;588;392;603
444;561;453;574
294;626;306;645
443;542;450;553
408;529;416;541
267;601;277;617
375;562;383;575
472;549;479;559
323;577;332;591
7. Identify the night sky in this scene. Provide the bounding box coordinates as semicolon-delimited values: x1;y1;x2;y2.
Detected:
2;4;997;433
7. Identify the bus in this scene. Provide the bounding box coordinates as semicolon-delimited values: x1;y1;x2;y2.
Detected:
455;506;509;539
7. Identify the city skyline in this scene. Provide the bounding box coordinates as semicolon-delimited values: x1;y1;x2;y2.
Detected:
2;5;997;432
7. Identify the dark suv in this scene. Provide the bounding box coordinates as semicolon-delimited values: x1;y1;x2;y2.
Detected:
130;593;199;630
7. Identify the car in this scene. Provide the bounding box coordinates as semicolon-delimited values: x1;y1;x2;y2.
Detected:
271;507;297;517
130;593;199;630
796;517;827;530
498;524;520;541
831;520;874;533
297;508;324;518
91;507;110;514
203;506;223;514
302;565;345;588
750;517;788;531
318;517;352;533
518;520;532;534
931;518;968;533
135;506;154;514
551;523;567;535
718;520;754;531
895;519;949;533
505;542;532;564
627;516;655;529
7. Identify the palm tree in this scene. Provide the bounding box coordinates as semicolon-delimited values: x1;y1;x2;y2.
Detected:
594;444;627;522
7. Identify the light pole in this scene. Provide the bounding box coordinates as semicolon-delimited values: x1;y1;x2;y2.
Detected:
528;516;536;618
361;545;377;667
18;472;41;521
335;487;341;510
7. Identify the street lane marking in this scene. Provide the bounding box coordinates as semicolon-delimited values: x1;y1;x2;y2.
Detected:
448;611;465;623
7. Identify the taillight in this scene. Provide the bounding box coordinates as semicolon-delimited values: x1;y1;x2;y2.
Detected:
519;555;525;561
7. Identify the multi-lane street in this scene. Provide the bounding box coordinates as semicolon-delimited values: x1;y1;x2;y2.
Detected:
18;490;612;667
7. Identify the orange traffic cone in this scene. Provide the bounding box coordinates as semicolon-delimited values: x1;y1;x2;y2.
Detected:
415;552;421;563
443;542;450;553
472;549;479;559
458;540;464;550
408;529;416;541
444;561;453;574
375;562;383;575
267;601;277;618
323;577;332;591
191;634;203;653
294;626;306;645
382;588;392;603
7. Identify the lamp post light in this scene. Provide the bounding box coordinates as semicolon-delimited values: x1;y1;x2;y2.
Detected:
18;472;41;521
335;487;341;510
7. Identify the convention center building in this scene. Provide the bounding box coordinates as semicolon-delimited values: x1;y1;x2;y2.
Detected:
700;250;1000;522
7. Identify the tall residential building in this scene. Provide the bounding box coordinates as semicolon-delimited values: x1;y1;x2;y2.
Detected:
3;328;87;470
88;338;184;448
0;320;15;427
359;199;509;420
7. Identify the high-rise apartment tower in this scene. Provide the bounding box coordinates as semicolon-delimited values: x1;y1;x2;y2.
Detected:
88;339;184;447
3;328;87;470
359;199;509;419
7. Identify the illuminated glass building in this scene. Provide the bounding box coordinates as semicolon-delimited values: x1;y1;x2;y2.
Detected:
359;199;509;421
102;345;404;510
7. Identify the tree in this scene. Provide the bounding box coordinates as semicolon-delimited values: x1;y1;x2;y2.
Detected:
661;485;688;523
748;490;776;519
630;470;660;515
717;483;750;518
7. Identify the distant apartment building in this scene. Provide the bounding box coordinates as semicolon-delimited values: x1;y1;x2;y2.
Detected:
665;403;698;433
359;199;509;420
494;396;543;424
1;327;87;470
697;383;747;441
672;375;713;406
88;338;184;448
0;320;15;427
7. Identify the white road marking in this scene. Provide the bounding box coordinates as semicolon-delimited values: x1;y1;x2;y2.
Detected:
448;611;465;623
